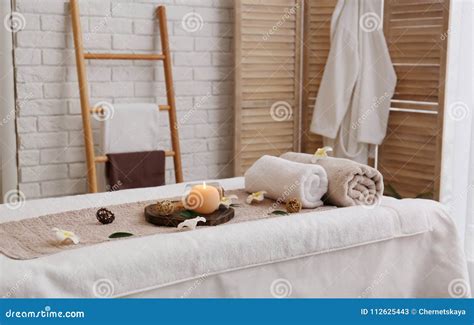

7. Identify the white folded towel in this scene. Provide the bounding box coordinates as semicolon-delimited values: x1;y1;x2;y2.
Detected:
244;155;328;208
101;103;160;154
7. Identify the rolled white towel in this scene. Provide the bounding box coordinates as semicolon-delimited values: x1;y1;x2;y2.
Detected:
280;152;384;207
244;155;328;208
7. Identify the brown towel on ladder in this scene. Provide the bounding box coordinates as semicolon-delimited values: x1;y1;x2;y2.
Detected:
106;151;165;190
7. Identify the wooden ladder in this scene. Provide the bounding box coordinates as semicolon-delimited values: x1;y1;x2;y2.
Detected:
69;0;183;193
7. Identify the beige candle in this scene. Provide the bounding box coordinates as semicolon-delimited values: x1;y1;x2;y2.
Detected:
185;182;220;214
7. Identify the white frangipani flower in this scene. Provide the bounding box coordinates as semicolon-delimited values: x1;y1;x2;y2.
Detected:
246;191;267;204
177;217;206;231
220;194;238;208
311;146;333;163
52;227;80;245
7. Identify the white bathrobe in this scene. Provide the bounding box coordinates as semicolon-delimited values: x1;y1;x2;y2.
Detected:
310;0;396;164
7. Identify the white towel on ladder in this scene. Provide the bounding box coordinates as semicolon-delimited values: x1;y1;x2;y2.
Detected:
100;103;161;154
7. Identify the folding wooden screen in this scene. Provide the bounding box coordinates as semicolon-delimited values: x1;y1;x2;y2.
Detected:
234;0;303;175
378;0;449;199
300;0;336;154
235;0;450;199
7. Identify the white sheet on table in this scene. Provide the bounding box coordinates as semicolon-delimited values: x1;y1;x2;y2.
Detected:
127;232;467;298
0;178;470;298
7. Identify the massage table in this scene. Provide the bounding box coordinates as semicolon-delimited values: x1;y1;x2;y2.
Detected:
0;177;470;298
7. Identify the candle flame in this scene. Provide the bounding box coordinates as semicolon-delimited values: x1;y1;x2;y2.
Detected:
202;181;206;189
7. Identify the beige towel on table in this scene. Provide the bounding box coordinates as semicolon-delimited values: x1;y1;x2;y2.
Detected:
0;189;336;260
280;152;383;207
244;155;328;208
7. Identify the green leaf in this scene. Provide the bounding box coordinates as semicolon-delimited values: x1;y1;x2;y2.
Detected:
109;232;134;239
269;210;289;216
180;210;200;219
384;183;402;199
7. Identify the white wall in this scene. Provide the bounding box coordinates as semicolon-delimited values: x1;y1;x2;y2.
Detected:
440;0;474;286
0;0;19;201
12;0;234;199
468;119;474;288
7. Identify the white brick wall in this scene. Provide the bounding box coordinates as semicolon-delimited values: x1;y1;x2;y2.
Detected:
14;0;234;199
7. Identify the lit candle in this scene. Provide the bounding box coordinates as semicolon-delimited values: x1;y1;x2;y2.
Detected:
185;182;220;214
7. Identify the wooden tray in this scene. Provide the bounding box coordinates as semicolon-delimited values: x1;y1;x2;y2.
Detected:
144;205;234;227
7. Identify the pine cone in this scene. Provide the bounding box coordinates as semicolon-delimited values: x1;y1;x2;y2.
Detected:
96;208;115;224
156;200;175;216
286;198;302;213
